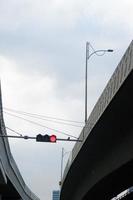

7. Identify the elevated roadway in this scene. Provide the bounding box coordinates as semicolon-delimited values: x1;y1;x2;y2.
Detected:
60;40;133;200
0;89;40;200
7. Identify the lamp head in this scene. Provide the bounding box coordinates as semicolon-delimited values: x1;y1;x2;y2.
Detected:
107;49;113;52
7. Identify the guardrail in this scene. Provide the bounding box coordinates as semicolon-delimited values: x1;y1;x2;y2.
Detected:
111;186;133;200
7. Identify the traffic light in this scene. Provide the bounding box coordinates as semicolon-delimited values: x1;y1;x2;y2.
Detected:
50;135;57;142
36;134;57;143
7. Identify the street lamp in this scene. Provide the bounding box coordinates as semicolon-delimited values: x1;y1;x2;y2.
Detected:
85;42;113;123
59;148;70;186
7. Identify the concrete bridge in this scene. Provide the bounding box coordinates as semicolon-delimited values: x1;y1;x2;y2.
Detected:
60;40;133;200
0;90;39;199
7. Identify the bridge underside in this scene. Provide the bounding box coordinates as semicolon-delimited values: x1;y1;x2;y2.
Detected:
83;158;133;199
61;68;133;199
0;178;21;200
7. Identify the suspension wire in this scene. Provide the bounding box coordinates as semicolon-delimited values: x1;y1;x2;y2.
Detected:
6;126;23;136
89;43;96;52
4;107;84;124
4;108;83;128
4;111;78;139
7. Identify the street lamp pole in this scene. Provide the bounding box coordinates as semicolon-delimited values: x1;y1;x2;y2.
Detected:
59;148;70;187
85;42;89;124
60;148;64;182
85;42;113;123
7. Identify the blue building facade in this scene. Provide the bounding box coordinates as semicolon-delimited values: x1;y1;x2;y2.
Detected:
52;190;60;200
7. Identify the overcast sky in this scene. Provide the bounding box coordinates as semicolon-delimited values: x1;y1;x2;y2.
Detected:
0;0;133;199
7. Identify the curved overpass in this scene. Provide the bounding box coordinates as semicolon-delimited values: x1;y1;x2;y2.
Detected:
0;89;40;200
60;40;133;200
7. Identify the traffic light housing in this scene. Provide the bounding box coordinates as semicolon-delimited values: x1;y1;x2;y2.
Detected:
36;134;57;143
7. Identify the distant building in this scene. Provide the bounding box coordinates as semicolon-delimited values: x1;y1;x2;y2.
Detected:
52;190;60;200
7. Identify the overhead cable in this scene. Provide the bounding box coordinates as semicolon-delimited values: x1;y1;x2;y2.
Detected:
4;108;83;128
4;107;84;124
4;111;78;139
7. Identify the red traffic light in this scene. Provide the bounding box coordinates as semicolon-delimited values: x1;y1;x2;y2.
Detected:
50;135;57;143
36;134;57;143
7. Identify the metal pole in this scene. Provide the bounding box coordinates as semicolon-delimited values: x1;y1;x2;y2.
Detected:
57;138;82;142
60;148;64;182
85;42;89;123
0;135;36;139
0;134;82;142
